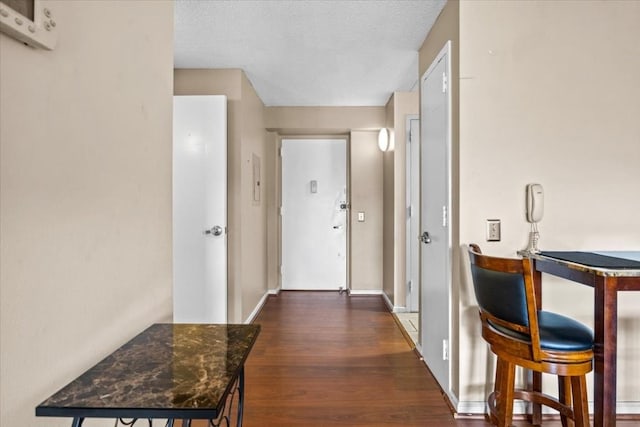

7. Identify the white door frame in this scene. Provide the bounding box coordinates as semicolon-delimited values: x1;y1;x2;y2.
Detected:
406;115;420;312
419;40;453;399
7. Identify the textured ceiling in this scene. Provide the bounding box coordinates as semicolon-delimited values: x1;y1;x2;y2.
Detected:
174;0;446;107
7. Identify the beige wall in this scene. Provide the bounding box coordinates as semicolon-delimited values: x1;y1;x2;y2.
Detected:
0;2;174;426
239;73;269;318
174;69;268;323
350;131;384;292
266;106;385;135
383;98;395;301
457;0;640;409
265;131;280;292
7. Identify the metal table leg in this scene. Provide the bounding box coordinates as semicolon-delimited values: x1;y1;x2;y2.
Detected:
237;367;245;427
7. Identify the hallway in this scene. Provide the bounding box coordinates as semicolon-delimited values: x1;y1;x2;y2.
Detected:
244;291;456;426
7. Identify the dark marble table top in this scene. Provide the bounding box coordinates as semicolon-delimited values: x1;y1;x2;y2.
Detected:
36;323;260;420
533;251;640;277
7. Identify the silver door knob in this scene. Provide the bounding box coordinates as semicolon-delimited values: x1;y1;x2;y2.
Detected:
204;225;224;236
420;231;431;244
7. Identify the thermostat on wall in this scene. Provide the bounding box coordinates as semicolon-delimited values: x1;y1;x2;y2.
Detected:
0;0;57;50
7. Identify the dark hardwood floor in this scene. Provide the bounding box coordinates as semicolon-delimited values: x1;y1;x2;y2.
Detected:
193;291;636;426
243;291;456;426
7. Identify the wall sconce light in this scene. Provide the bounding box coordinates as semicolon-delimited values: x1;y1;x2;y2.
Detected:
378;128;389;152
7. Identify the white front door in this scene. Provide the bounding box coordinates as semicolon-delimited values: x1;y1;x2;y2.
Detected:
173;95;227;323
420;42;451;394
281;139;347;291
406;116;420;313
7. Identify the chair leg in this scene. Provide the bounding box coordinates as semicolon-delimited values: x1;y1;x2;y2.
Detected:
558;375;572;427
571;375;590;427
494;356;504;398
529;370;542;425
487;356;504;425
496;359;516;427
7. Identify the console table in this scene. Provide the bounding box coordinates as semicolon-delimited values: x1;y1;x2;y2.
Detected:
36;323;260;427
529;251;640;427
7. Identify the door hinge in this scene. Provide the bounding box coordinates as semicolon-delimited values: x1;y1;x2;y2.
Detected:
279;206;284;216
442;72;448;93
407;205;412;219
442;205;447;227
279;146;283;157
407;280;412;292
442;339;449;360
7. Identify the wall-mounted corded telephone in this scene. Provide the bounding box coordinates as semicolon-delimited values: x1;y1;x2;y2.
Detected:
522;183;544;254
526;183;544;223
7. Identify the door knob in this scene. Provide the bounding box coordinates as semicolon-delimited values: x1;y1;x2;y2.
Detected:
204;225;224;236
420;231;431;244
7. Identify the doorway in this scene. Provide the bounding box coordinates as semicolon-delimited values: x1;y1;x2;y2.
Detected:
406;115;420;313
420;41;452;396
281;138;348;291
172;95;227;323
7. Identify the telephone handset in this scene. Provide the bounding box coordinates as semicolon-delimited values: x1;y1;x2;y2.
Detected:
526;183;544;223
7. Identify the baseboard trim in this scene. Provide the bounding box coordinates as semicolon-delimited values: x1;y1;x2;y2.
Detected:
454;401;490;416
616;402;640;415
245;292;270;324
382;292;393;311
455;400;640;417
349;289;383;296
268;287;280;295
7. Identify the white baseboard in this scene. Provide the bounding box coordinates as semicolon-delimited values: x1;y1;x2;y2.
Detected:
382;292;393;311
381;292;408;313
349;289;383;296
245;292;269;324
616;401;640;414
455;400;640;416
455;401;489;416
268;287;280;295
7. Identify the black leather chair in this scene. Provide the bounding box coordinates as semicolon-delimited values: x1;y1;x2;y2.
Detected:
468;244;593;427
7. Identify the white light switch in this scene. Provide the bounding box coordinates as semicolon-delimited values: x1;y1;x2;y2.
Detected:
358;212;365;222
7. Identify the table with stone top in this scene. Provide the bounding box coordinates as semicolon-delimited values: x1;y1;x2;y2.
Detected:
36;323;260;427
528;251;640;427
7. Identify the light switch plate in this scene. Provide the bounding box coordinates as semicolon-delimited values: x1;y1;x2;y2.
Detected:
357;212;365;222
486;219;501;241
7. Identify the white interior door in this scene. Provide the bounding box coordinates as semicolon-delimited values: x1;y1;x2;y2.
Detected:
173;95;227;323
420;42;451;394
406;116;420;313
281;139;347;290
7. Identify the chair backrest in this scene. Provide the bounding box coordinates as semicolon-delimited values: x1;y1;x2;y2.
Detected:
468;245;541;356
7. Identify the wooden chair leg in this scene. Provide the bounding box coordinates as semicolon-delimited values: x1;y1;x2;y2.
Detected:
494;356;504;395
558;375;572;427
497;360;516;427
571;375;590;427
488;356;504;424
530;370;542;425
